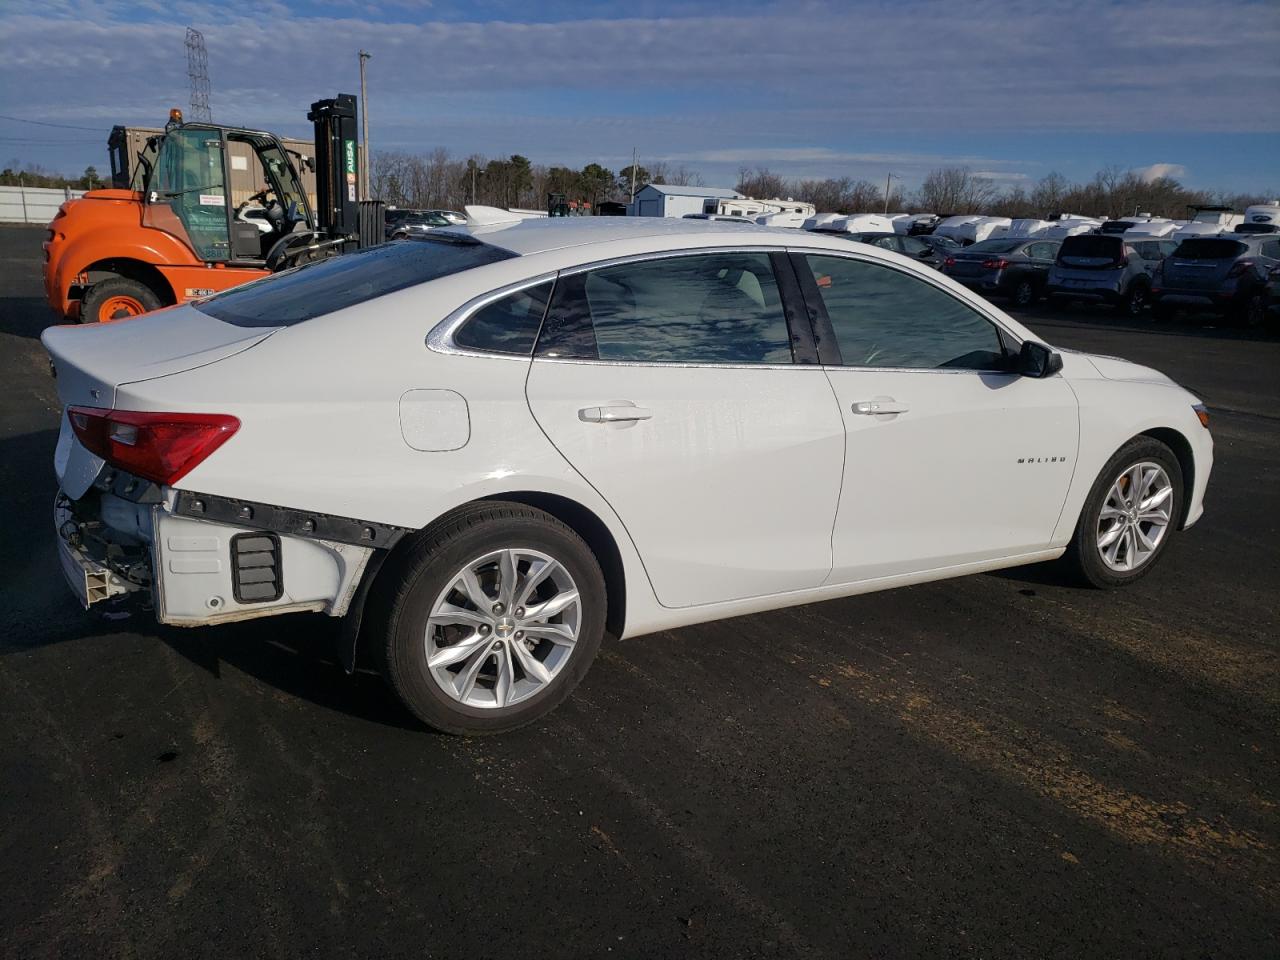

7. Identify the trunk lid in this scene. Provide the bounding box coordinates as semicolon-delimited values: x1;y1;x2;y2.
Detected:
41;304;278;409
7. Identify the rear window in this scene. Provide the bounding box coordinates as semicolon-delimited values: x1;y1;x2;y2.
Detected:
1059;236;1123;260
195;235;515;327
966;239;1024;254
1171;238;1247;261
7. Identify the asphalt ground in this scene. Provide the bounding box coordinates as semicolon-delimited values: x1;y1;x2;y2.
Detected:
1;223;1276;959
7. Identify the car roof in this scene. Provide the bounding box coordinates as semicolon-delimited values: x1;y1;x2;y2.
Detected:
444;216;832;257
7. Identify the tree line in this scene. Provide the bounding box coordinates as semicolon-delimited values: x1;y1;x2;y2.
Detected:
372;147;1273;221
1;164;104;190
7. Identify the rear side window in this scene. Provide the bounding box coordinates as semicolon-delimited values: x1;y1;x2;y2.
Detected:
537;253;793;365
454;282;552;356
803;255;1006;371
196;236;515;327
1261;239;1280;260
1172;239;1247;260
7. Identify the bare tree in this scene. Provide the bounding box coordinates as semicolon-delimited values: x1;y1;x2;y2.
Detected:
916;167;999;214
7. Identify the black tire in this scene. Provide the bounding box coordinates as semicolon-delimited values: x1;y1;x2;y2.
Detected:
79;276;162;324
375;501;606;735
1062;437;1184;589
1116;282;1148;317
1009;279;1037;309
1241;292;1265;329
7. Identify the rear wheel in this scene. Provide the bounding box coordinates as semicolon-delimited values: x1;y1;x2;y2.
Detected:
1241;292;1265;329
376;502;606;735
79;277;162;324
1063;437;1183;588
1010;279;1036;308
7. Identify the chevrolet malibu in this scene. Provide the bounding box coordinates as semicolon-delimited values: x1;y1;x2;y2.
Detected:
42;214;1213;734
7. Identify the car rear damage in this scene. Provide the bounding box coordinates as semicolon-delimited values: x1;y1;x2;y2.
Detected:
43;308;384;630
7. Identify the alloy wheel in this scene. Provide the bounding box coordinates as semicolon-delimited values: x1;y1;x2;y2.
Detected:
1096;461;1173;572
424;548;581;709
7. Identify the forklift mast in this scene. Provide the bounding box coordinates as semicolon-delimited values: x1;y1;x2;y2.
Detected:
307;94;360;247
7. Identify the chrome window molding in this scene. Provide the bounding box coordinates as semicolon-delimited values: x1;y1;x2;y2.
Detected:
426;272;558;360
426;242;1029;372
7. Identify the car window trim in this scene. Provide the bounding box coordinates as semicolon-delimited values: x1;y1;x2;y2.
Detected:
427;272;559;360
787;247;1023;374
535;246;819;369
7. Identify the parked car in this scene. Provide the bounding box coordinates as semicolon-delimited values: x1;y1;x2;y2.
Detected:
385;208;457;239
941;237;1061;307
1151;235;1280;325
917;234;961;256
42;218;1212;735
840;231;945;268
1045;234;1166;316
1265;263;1280;322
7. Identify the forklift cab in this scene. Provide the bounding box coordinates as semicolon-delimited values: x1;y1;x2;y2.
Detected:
134;116;316;267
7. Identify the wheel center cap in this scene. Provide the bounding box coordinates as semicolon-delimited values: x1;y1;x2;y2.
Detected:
494;617;516;638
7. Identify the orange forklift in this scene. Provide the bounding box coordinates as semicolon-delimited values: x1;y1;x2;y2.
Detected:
43;95;377;323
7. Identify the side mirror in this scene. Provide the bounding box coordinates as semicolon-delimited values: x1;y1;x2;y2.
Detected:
918;248;933;258
1017;340;1063;378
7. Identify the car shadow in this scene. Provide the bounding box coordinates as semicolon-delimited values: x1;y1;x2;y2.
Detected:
156;614;426;731
0;295;59;341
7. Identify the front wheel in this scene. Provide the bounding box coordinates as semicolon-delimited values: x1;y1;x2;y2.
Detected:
79;276;162;324
1116;284;1148;317
1063;438;1183;588
375;502;606;735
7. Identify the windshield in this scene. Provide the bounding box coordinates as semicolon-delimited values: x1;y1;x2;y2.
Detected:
195;234;516;327
966;239;1024;254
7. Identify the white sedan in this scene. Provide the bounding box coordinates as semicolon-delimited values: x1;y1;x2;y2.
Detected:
42;212;1213;734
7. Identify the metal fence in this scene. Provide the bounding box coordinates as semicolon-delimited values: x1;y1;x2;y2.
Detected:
0;185;85;225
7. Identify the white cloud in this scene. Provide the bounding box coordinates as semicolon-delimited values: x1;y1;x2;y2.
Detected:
1132;163;1189;183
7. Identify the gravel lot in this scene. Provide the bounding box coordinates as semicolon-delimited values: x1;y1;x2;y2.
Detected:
1;223;1276;959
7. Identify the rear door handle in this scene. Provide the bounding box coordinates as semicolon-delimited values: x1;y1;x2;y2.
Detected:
578;404;653;423
852;399;910;416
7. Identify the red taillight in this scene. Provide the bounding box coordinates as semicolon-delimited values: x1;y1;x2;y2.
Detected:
1226;259;1254;279
68;407;239;486
944;256;956;268
981;258;1010;270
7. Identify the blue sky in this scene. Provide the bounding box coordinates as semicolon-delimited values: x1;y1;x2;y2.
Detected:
2;0;1277;193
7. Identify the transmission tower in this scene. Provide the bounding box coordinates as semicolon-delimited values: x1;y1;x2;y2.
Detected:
185;27;212;122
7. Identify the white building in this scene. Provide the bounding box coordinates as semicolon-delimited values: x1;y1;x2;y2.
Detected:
629;184;744;218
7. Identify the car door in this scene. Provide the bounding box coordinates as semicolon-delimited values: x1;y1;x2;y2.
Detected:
794;251;1079;583
1027;242;1059;284
525;250;846;608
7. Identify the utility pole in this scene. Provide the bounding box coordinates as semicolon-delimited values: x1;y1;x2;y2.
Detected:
629;147;638;209
883;172;900;215
358;50;371;199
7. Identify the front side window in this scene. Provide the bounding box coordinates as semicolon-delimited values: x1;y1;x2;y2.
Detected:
803;255;1007;370
454;282;552;355
537;252;793;365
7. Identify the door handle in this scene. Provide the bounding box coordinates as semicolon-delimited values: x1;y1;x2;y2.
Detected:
851;399;910;416
578;404;653;423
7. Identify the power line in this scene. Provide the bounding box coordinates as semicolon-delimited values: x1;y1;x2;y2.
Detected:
0;136;102;144
0;113;104;132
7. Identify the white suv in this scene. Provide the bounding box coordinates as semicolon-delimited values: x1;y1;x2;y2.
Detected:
43;216;1213;734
